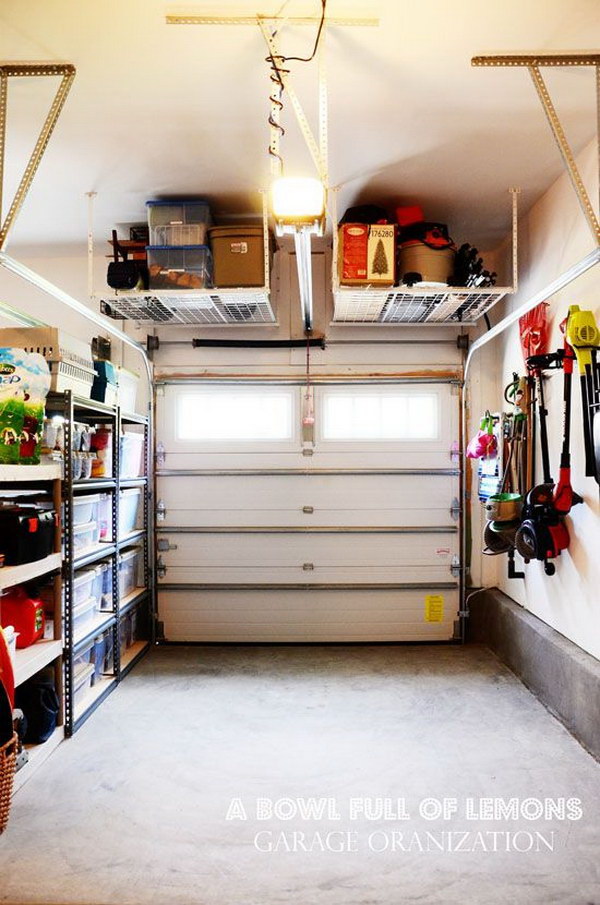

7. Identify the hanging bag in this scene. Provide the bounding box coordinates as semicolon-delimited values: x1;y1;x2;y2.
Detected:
466;412;498;459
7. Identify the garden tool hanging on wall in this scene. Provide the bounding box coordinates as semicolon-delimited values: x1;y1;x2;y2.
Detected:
515;321;582;576
566;305;600;484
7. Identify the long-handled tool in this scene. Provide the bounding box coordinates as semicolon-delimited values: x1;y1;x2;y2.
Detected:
516;327;582;576
566;305;600;484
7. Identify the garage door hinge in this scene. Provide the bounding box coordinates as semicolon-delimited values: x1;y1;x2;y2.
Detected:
450;441;460;462
157;556;167;579
156;499;166;521
156;443;166;468
157;538;177;552
450;555;463;577
450;497;460;520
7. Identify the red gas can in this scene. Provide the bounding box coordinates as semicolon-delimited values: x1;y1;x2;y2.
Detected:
0;585;45;648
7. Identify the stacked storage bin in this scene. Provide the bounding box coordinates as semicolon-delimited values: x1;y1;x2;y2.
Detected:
146;201;213;290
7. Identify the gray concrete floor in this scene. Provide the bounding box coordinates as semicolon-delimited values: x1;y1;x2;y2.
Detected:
1;644;599;905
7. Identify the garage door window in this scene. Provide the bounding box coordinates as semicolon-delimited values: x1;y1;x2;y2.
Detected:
176;390;294;441
321;391;439;441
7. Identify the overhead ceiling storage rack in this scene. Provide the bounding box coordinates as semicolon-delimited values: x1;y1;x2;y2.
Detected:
330;188;519;326
95;193;277;327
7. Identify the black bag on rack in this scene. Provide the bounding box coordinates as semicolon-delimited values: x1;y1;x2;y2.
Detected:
107;230;147;291
15;669;60;744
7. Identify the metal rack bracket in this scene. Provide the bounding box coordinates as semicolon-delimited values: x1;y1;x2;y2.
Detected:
472;52;600;248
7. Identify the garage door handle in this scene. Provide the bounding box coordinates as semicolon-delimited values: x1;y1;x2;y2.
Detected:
302;562;315;571
302;506;314;514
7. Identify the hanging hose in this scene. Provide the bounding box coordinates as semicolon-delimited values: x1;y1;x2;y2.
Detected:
266;51;287;172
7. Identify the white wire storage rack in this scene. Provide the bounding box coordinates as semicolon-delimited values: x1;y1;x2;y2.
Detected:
99;289;276;326
330;188;519;326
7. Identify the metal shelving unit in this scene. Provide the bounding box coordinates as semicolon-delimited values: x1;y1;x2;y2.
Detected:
45;391;153;735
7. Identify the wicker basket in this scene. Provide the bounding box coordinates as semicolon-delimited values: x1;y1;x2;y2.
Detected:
0;733;18;835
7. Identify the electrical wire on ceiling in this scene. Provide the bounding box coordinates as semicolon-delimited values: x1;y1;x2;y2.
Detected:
265;0;328;171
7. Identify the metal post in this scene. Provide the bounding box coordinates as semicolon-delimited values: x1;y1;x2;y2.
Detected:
0;73;7;225
86;191;97;300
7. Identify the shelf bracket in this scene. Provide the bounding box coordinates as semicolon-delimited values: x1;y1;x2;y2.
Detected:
0;62;76;252
472;53;600;248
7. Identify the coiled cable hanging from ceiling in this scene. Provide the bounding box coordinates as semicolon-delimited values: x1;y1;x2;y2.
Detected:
264;0;327;173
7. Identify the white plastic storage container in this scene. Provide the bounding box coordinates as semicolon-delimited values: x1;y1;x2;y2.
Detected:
100;561;114;610
147;200;212;246
120;432;145;478
92;630;113;681
118;547;143;599
147;246;212;290
72;520;100;556
73;663;94;707
72;493;101;527
73;640;94;674
97;493;111;540
80;564;106;609
73;596;96;641
72;569;95;607
119;488;143;538
116;367;139;413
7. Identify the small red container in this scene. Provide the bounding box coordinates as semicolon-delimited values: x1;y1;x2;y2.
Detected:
0;585;45;649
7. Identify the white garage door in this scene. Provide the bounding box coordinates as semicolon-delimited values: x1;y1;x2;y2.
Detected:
155;381;461;642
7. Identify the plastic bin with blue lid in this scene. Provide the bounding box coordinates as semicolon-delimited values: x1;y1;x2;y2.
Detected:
92;630;114;681
146;200;212;246
147;245;212;290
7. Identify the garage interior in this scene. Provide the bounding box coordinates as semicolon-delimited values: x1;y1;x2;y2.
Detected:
0;2;599;903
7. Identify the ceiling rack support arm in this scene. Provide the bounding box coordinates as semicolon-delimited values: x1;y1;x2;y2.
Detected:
528;65;600;246
258;18;328;184
0;64;76;251
0;72;6;226
318;25;329;188
167;15;378;27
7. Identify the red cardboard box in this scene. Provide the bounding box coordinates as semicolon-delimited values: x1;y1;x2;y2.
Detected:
338;223;396;286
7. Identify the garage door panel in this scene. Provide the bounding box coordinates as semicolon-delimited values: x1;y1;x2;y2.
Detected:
159;531;457;568
158;473;459;528
161;508;454;528
158;531;457;584
160;588;458;642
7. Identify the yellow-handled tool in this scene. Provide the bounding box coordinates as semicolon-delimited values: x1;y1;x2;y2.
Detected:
567;305;600;481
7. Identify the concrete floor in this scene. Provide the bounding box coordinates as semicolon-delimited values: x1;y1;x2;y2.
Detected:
1;644;599;905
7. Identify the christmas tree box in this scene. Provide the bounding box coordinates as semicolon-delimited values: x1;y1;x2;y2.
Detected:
338;223;396;286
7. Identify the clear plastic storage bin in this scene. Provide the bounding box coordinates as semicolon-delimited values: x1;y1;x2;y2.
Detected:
72;493;101;527
72;569;95;607
118;547;143;599
147;245;212;290
119;488;142;538
92;630;113;681
120;432;145;478
73;663;94;707
73;596;96;641
147;200;211;246
100;562;114;610
73;640;94;674
72;520;100;555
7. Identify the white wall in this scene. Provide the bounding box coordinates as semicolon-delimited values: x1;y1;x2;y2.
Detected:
471;140;600;659
0;245;151;409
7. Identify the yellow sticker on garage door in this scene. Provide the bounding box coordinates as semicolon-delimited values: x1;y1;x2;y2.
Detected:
425;594;444;622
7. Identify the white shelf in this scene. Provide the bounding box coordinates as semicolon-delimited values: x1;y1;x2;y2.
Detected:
14;638;62;687
332;285;513;325
0;552;62;590
13;724;64;795
98;288;276;326
0;463;61;482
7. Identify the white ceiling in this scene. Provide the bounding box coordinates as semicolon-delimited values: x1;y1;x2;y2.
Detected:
0;0;599;256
